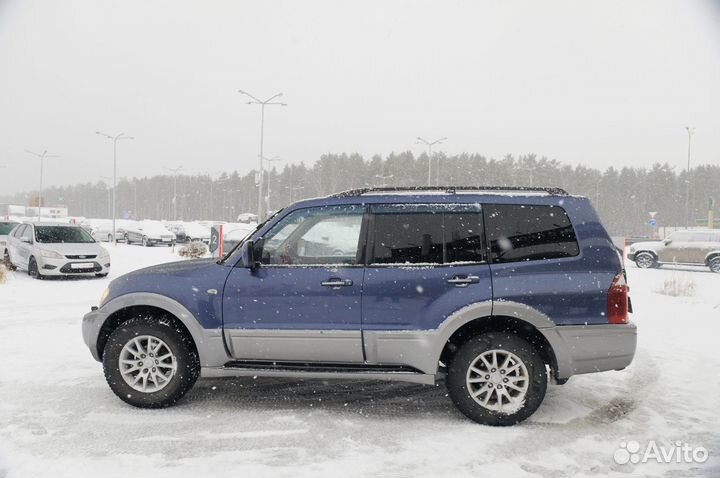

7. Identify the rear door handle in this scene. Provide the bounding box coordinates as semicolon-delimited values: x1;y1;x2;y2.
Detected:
321;278;354;288
447;275;481;287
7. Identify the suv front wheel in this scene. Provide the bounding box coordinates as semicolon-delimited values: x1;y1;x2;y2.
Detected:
447;333;547;426
103;315;200;408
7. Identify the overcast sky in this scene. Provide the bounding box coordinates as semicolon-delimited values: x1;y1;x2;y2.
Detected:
1;0;719;195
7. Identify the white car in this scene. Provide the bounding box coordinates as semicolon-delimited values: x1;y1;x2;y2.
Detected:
166;222;211;244
88;219;127;243
124;221;176;247
4;222;111;279
0;220;20;257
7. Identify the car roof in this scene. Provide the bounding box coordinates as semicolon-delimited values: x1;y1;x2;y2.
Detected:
22;222;82;227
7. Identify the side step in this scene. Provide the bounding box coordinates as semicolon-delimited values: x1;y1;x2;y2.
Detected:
201;360;436;385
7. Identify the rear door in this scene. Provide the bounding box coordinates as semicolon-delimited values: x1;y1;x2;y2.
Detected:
361;204;492;365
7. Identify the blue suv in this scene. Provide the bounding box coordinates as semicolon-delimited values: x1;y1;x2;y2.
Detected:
82;186;636;426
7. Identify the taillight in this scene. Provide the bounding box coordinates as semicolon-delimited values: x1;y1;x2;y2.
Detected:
608;273;629;324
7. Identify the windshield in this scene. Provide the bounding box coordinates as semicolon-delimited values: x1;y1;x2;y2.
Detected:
35;226;95;244
219;209;283;263
0;222;18;235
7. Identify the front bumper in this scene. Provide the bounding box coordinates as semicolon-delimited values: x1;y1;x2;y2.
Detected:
37;255;111;276
82;307;108;361
544;322;637;380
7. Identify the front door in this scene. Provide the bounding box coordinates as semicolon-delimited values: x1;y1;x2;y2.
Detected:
658;231;693;263
222;204;367;363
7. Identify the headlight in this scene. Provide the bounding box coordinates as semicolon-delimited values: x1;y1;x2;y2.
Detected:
40;249;64;259
99;287;110;306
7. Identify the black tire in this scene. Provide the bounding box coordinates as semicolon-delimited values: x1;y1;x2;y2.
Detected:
28;256;44;280
634;251;657;269
709;256;720;274
447;333;547;426
3;249;16;271
102;315;200;408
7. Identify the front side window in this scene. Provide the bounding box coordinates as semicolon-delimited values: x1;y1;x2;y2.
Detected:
484;204;579;263
258;205;365;266
35;226;95;244
371;204;484;265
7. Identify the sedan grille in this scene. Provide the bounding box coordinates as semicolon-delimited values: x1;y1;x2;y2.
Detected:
65;254;98;259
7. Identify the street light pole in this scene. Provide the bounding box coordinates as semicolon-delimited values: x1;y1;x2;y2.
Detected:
416;137;447;186
164;166;183;221
685;126;694;229
263;156;283;212
25;150;58;221
238;89;287;222
96;131;133;244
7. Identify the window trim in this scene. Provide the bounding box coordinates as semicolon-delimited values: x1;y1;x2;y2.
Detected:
366;203;487;267
482;203;580;264
252;204;370;269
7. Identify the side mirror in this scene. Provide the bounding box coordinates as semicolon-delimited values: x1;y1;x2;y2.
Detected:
241;240;259;269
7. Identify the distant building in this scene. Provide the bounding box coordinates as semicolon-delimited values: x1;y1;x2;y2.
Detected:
0;204;68;219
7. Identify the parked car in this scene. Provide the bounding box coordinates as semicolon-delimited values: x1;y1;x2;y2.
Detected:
5;222;110;278
82;186;635;426
89;220;127;243
628;229;720;272
166;222;211;244
124;221;176;247
0;220;19;257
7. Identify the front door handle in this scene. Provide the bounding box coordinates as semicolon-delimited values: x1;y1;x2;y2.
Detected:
447;275;481;287
321;278;354;288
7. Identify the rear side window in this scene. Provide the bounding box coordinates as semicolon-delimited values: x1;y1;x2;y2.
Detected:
371;205;485;265
484;204;579;263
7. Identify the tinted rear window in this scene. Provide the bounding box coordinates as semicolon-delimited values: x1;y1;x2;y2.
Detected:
484;204;579;263
0;222;18;235
35;226;95;243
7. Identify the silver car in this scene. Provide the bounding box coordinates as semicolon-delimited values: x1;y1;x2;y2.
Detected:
5;222;111;279
628;229;720;272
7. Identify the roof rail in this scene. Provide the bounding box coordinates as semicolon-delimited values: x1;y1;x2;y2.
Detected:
330;186;569;198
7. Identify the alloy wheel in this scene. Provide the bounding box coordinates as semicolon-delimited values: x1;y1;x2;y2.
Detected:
466;349;529;412
118;335;177;393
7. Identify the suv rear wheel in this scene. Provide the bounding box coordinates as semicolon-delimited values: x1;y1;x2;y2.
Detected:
635;251;657;269
102;315;200;408
447;333;547;426
709;256;720;273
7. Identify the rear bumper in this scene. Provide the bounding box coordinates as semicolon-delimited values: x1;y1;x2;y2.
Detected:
543;322;637;380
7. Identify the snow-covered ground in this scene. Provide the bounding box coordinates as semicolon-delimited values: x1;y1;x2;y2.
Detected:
1;246;718;478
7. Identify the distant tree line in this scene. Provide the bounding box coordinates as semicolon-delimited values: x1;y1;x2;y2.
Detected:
2;152;718;236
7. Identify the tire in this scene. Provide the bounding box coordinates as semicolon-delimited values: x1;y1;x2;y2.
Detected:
3;249;16;271
634;251;657;269
447;333;547;426
28;256;44;280
102;315;200;408
709;256;720;273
